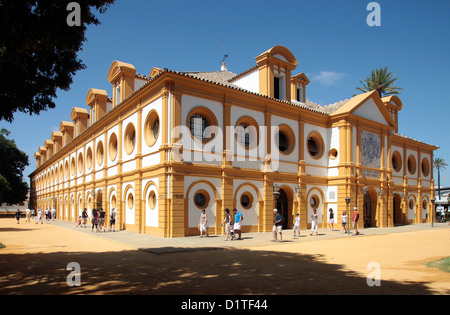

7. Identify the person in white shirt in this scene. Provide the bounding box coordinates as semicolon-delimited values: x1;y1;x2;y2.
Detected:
293;213;300;238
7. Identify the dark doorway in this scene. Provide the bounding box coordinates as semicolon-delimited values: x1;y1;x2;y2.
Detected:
276;189;288;229
364;188;378;227
393;193;402;225
96;190;103;209
364;192;372;228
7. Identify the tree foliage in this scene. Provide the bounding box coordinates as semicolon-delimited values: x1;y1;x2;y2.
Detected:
434;157;448;199
0;129;29;204
0;0;115;122
356;67;403;97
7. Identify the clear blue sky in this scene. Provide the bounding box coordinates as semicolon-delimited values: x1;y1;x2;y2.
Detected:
2;0;450;187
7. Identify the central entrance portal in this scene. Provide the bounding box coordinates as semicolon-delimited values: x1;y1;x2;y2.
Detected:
363;188;378;227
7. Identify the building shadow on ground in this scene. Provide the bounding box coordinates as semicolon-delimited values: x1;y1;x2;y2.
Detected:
0;247;443;295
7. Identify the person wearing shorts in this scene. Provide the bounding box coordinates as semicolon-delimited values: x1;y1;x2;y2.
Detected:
221;208;232;241
310;209;319;236
272;208;283;242
110;208;116;232
233;208;243;240
341;211;348;233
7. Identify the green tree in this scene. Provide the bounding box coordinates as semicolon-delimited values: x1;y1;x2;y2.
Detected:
434;157;448;200
356;67;403;97
0;129;29;204
0;0;115;123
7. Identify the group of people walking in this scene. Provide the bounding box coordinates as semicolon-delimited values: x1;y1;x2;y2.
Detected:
199;206;361;242
199;208;244;240
13;208;51;224
277;207;360;240
77;208;117;232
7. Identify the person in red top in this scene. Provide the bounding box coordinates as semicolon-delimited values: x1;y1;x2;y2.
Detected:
352;207;360;235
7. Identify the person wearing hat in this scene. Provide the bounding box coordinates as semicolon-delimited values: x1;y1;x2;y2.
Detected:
272;208;283;242
352;207;360;235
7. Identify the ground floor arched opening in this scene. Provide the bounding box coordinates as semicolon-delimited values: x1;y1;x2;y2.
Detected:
393;193;403;225
364;188;378;228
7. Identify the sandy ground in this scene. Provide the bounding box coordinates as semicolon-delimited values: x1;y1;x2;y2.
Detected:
0;218;449;295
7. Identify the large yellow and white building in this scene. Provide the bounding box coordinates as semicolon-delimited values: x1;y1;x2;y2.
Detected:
29;46;438;237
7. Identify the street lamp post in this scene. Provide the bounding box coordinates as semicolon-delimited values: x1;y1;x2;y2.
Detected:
273;184;280;241
431;198;435;228
345;197;351;234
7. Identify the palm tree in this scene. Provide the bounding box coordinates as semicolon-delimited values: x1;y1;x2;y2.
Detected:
356;67;403;97
434;157;448;200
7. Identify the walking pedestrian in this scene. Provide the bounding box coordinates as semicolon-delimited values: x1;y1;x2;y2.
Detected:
26;208;31;223
233;208;244;240
199;209;209;237
272;208;283;242
99;208;106;232
76;216;82;228
352;207;360;235
293;213;300;238
328;208;334;231
110;208;117;232
82;208;88;228
91;208;99;232
310;209;319;236
341;211;348;233
15;209;21;224
37;209;43;224
220;208;232;241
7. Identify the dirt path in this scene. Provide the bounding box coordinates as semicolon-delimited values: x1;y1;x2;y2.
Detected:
0;218;449;295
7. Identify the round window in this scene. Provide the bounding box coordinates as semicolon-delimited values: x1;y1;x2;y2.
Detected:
307;131;325;160
111;195;117;209
392;151;402;172
310;195;319;209
96;141;104;166
275;124;295;155
194;190;210;209
78;152;84;173
71;157;76;176
148;190;157;209
124;123;136;155
422;199;428;210
127;193;134;209
329;148;338;160
86;147;93;170
144;110;160;147
65;161;69;178
109;133;118;162
407;155;416;175
421;158;430;177
187;107;218;143
240;192;254;209
235;116;259;150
